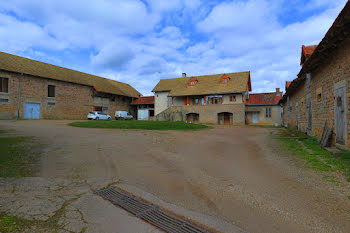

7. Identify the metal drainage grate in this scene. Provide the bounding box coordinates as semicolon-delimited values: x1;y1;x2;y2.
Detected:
96;187;209;233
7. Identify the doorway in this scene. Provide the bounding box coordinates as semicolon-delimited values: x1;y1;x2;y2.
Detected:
218;112;233;125
252;112;258;124
335;87;345;144
186;113;199;123
24;103;40;119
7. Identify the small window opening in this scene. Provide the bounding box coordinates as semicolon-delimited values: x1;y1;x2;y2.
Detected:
230;95;236;102
48;85;55;97
0;78;9;93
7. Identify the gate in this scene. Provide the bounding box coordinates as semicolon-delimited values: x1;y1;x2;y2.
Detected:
335;87;345;144
24;103;40;119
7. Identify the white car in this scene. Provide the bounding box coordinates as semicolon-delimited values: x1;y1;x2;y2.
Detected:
88;111;111;120
115;111;133;120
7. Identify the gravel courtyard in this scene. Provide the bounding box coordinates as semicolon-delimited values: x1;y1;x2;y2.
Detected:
1;120;350;233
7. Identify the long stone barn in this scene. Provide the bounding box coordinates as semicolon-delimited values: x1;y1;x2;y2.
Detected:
280;1;350;147
0;52;140;119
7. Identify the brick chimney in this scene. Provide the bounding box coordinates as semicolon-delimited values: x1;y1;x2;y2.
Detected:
182;73;186;78
276;88;280;93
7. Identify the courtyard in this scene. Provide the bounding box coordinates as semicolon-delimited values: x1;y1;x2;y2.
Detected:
0;120;350;233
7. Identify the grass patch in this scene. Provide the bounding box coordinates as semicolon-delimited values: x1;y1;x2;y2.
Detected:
68;120;209;131
0;214;33;233
249;125;282;129
0;212;62;233
0;131;40;177
277;128;350;181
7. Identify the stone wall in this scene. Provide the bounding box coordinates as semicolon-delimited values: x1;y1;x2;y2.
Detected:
0;70;133;119
246;105;281;125
283;37;350;146
155;104;245;125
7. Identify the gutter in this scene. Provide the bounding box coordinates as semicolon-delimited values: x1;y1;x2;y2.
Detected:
17;73;23;119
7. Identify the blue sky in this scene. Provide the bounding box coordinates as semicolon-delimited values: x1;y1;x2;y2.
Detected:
0;0;347;95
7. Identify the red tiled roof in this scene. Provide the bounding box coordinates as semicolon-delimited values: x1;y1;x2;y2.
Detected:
301;45;317;65
131;96;154;105
286;81;292;90
246;92;282;105
303;45;317;56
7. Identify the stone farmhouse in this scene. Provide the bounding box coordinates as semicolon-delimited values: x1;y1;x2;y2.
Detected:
280;1;350;147
0;52;140;119
152;72;252;125
245;89;283;126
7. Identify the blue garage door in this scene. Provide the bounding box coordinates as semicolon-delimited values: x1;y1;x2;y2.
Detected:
24;103;40;119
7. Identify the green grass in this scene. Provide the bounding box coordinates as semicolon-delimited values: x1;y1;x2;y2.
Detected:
68;120;209;131
249;125;282;128
0;131;40;177
277;128;350;182
0;214;33;233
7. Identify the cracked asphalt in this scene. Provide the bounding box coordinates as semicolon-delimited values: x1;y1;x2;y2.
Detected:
0;177;160;233
1;120;350;233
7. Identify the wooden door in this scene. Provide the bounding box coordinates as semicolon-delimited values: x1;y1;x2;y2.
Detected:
335;87;345;144
224;113;230;125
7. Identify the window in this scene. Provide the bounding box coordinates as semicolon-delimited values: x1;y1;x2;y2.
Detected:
265;107;272;118
222;78;228;84
0;78;9;93
0;98;8;103
230;95;236;102
47;102;55;106
48;85;55;97
207;96;223;104
189;78;196;86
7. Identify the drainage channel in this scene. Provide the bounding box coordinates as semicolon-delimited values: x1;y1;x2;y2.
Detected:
96;187;210;233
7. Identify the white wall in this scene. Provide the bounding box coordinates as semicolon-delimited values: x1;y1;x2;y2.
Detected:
154;91;169;115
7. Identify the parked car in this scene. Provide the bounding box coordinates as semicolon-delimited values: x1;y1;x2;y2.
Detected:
115;111;133;120
88;111;111;120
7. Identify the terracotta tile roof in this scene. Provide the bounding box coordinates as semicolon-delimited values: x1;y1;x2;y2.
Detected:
0;51;140;98
286;81;292;90
246;92;282;105
299;1;350;75
152;72;251;96
131;96;154;105
281;1;350;104
301;45;317;65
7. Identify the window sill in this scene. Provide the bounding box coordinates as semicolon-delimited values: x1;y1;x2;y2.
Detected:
48;97;56;99
0;92;9;95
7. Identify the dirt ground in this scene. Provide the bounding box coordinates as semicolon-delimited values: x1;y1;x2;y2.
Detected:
1;120;350;233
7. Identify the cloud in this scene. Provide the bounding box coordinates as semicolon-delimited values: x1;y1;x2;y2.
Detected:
90;44;135;69
0;0;347;96
0;13;62;53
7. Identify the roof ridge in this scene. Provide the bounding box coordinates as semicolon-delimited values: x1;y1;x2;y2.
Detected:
158;71;250;81
0;51;141;97
0;51;130;86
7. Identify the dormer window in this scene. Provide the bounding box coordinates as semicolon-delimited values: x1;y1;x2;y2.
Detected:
189;78;196;86
221;74;228;84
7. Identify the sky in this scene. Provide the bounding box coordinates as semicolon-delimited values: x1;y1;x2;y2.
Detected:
0;0;347;95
